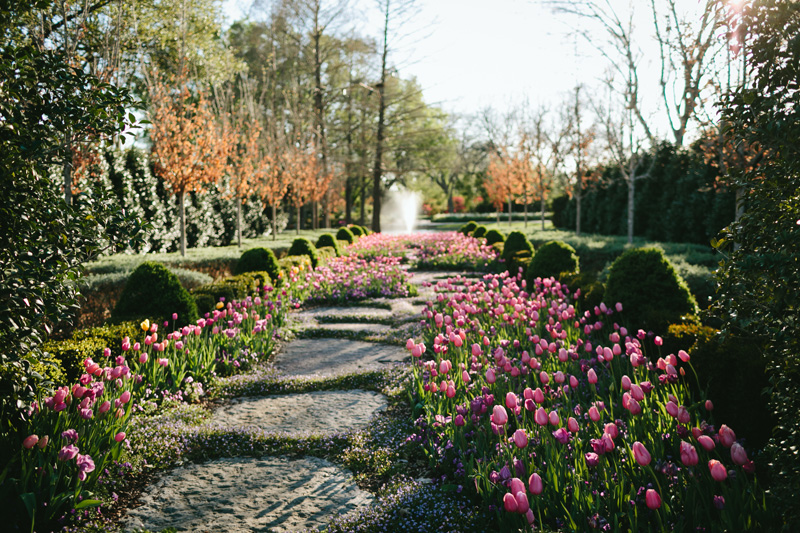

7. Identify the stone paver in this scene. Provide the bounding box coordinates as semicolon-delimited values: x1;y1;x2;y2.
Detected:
274;338;407;377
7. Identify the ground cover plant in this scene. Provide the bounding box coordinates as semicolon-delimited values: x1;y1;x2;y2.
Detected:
404;270;769;531
410;232;498;271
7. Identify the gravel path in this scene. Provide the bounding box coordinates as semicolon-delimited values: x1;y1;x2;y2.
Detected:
123;456;374;533
212;390;387;435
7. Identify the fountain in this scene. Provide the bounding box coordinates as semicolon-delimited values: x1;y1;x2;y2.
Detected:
381;189;421;234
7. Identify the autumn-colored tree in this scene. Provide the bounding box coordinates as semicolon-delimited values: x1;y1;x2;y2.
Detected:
283;145;319;234
257;144;289;241
486;151;515;224
149;76;233;255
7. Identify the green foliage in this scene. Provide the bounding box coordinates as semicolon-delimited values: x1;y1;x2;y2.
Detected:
29;351;67;389
277;255;312;273
501;231;533;263
288;238;320;269
234;247;281;285
526;240;579;282
111;262;199;328
550;142;734;244
713;2;800;526
459;220;478;235
316;233;342;256
562;272;606;314
485;229;505;246
664;324;772;450
316;246;337;263
192;271;272;314
605;247;698;333
41;337;106;383
336;227;355;244
349;225;364;237
472;225;487;239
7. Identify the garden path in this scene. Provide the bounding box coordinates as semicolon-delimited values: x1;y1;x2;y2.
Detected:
122;269;462;532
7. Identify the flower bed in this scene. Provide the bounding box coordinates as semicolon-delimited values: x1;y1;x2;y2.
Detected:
410;232;498;271
403;271;768;531
304;255;415;305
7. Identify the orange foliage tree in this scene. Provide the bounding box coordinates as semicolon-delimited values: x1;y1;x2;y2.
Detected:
283;145;319;234
256;143;289;241
227;116;262;246
486;151;515;223
149;77;233;255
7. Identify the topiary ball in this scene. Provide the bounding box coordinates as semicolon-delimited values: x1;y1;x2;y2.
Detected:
604;247;698;333
111;261;198;328
316;233;342;256
526;240;579;282
336;227;355;244
485;229;505;246
472;225;488;239
235;247;282;285
459;221;478;235
501;231;533;263
288;237;320;269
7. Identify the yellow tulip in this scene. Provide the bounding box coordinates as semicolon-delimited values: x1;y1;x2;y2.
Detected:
140;319;150;332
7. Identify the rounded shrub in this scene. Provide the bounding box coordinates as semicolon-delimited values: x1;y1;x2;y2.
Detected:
472;225;488;239
111;261;199;328
485;229;505;246
316;233;342;256
526;240;579;282
288;237;320;269
192;271;272;314
604;247;698;333
349;225;364;237
459;221;478;235
501;231;533;263
234;247;282;285
336;226;355;245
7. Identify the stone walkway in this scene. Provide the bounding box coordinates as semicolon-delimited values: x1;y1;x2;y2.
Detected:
121;270;457;532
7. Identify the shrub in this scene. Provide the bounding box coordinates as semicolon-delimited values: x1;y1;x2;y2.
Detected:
41;337;106;382
316;246;337;263
192;271;273;315
71;322;141;356
485;229;505;246
288;237;320;269
663;324;772;450
234;247;282;285
111;261;199;328
277;254;312;274
472;225;487;239
501;231;533;263
349;225;364;237
30;351;67;388
604;247;698;333
316;233;342;256
526;240;579;282
336;227;355;244
459;221;478;235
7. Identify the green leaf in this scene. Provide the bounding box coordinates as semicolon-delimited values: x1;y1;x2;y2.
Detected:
74;499;102;510
19;492;35;519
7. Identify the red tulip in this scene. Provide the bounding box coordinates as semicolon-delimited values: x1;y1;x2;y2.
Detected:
22;435;38;449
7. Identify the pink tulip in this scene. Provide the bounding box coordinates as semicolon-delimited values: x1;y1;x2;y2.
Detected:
677;406;691;425
120;391;131;404
528;473;543;495
503;492;518;513
630;384;644;402
587;368;598;384
705;400;714;412
709;459;728;481
678;349;690;362
158;358;168;367
526;509;535;525
627;398;642;416
58;444;79;461
533;388;545;404
552;427;570;444
534;407;548;426
621;375;631;390
513;429;528;449
548;410;560;426
698;435;716;451
632;441;652;466
471;343;482;356
505;392;518;410
485;368;496;384
588;405;601;422
568;417;580;433
139;353;148;364
98;400;111;414
680;441;699;466
515;491;530;514
22;435;38;449
461;370;471;384
585;451;600;467
539;371;549;385
114;432;126;443
718;425;736;448
454;414;465;426
491;405;508;426
569;375;578;388
665;401;679;418
645;489;661;510
509;477;525;495
731;442;749;466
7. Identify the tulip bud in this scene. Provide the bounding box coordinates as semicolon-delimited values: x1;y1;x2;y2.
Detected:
709;459;728;481
645;489;661;510
528;473;543;495
632;441;652;466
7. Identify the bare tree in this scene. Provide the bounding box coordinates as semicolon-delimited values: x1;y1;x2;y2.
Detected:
563;85;597;236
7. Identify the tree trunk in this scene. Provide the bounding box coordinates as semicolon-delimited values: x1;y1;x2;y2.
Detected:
179;188;187;256
372;1;390;233
540;196;546;230
576;192;582;236
523;191;528;228
237;199;242;247
507;198;512;224
359;174;366;226
272;203;277;241
627;176;635;245
447;193;454;214
296;205;301;234
345;175;353;225
496;208;500;224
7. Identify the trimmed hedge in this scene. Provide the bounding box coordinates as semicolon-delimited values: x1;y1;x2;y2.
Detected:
485;229;505;246
472;225;488;239
41;337;106;382
317;246;337;263
501;231;533;263
459;221;478;235
526;240;579;282
288;238;320;269
111;261;199;329
349;225;364;237
192;271;273;315
560;272;605;314
278;254;312;274
336;227;356;244
234;247;282;285
604;247;698;333
316;233;342;256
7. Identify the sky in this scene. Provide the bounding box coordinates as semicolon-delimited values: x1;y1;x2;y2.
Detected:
222;0;730;139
